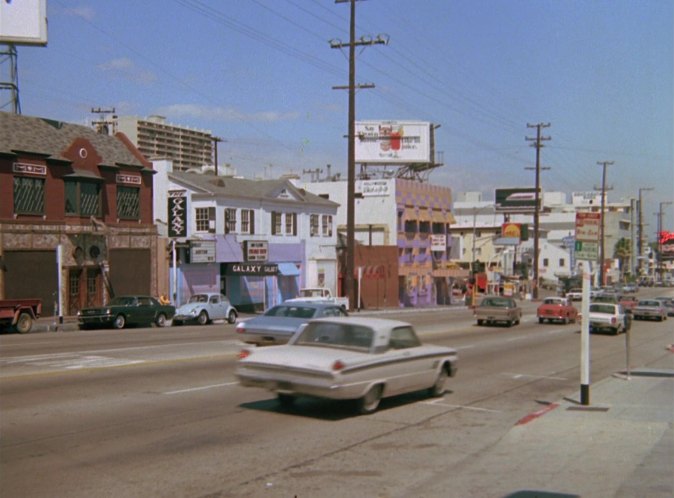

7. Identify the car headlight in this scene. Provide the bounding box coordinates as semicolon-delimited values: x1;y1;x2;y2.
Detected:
190;309;198;316
106;309;112;315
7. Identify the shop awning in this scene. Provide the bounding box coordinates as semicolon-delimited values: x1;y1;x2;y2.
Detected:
277;262;300;276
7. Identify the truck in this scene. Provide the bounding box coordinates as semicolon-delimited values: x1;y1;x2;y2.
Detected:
285;288;350;310
0;299;42;334
474;296;522;327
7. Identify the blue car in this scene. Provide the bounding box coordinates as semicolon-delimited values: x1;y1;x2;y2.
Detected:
173;293;238;325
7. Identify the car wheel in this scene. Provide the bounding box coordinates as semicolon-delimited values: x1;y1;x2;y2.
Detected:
428;366;449;397
277;393;295;409
477;319;484;326
563;316;570;325
506;319;513;327
155;313;167;327
113;314;126;329
197;310;209;325
357;385;383;414
15;312;33;334
227;310;237;324
538;317;544;324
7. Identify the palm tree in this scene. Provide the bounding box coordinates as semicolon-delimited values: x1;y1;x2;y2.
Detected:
613;238;631;281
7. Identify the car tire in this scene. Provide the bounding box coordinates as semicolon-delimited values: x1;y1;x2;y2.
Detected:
113;314;126;329
538;317;544;324
428;366;449;397
563;316;570;325
197;310;209;326
358;385;383;414
155;313;167;327
277;393;295;409
477;319;484;326
227;310;237;324
15;312;33;334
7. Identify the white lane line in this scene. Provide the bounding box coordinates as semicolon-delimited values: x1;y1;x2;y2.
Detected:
423;399;502;413
501;372;568;381
164;382;239;395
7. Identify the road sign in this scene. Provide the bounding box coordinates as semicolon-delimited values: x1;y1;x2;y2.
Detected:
575;240;598;261
575;212;601;242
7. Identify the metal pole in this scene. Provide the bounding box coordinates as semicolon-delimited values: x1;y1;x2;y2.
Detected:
56;244;64;328
171;239;177;304
580;260;591;405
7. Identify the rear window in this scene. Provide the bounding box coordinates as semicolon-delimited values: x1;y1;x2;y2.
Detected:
294;322;373;351
590;304;615;314
265;305;317;319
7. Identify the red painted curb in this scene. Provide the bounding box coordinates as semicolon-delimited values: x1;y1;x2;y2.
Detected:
516;403;560;425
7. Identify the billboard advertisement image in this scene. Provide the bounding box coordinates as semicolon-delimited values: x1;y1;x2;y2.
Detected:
355;121;431;164
495;188;540;212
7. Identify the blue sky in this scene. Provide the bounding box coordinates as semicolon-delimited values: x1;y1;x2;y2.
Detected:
13;0;674;231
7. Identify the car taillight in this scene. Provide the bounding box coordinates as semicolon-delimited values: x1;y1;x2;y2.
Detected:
238;349;251;360
610;317;616;324
332;360;345;371
236;325;244;334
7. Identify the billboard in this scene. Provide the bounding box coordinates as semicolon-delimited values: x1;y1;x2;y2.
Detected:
355;121;431;164
660;231;674;260
495;188;540;212
0;0;48;46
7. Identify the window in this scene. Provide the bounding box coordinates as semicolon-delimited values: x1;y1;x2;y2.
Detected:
389;326;421;349
65;180;101;216
543;258;549;267
241;209;254;234
195;207;215;233
559;258;565;267
271;212;282;235
322;215;333;237
285;212;297;236
225;208;237;234
117;186;140;219
310;214;319;237
13;176;45;214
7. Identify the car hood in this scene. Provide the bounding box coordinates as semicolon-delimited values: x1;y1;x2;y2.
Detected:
175;303;203;315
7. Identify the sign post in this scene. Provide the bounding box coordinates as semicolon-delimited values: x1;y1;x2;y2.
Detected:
575;212;600;405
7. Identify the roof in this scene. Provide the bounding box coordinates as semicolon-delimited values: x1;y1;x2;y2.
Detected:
170;171;339;209
0;112;146;168
310;316;412;330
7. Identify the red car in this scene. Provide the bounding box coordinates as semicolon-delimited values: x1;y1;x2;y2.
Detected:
537;297;578;324
619;295;639;313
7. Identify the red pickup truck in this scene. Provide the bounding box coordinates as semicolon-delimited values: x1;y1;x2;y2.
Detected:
0;299;42;334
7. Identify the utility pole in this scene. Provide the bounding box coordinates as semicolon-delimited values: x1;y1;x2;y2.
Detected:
595;161;614;286
525;123;550;299
637;187;653;280
212;136;223;176
657;201;673;283
331;0;387;309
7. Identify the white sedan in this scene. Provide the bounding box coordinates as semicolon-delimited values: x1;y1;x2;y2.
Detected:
235;316;458;414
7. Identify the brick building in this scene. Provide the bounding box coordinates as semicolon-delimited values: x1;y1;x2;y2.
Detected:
0;112;159;316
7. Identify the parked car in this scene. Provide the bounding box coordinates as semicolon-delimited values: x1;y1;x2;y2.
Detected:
588;303;628;335
632;299;668;321
173;293;238;325
475;296;522;327
566;288;582;301
654;297;674;317
77;295;175;330
236;316;458;414
235;302;348;346
537;297;578;324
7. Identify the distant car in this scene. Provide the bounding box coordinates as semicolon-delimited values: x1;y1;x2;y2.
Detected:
632;299;668;321
592;293;620;304
474;296;522;327
588;303;628;335
566;288;582;301
173;293;238;325
654;297;674;317
537;297;578;324
235;302;348;346
622;283;638;293
77;295;175;330
236;316;458;414
618;295;639;313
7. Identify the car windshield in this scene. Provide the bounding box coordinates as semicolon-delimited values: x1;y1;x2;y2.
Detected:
293;322;373;351
590;304;615;314
638;300;659;307
188;294;209;303
481;298;512;307
109;297;136;306
264;305;317;319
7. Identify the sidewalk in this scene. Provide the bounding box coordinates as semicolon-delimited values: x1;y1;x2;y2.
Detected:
434;351;674;498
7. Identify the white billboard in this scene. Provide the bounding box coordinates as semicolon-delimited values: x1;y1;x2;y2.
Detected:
0;0;48;46
355;121;431;164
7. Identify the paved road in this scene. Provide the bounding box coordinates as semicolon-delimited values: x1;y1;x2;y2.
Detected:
1;299;672;497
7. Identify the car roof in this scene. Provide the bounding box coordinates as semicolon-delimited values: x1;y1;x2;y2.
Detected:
309;316;411;331
276;301;344;309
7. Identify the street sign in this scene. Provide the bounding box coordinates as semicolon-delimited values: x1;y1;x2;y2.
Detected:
575;240;598;261
575;212;601;241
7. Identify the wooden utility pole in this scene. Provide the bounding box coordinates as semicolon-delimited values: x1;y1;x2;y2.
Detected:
596;161;614;286
637;187;653;279
331;0;387;308
525;123;551;299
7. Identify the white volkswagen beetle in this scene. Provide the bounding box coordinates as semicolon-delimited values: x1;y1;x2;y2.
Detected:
173;293;238;326
236;316;458;414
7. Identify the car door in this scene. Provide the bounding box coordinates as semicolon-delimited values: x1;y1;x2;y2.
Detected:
208;294;226;320
381;326;434;396
136;297;155;325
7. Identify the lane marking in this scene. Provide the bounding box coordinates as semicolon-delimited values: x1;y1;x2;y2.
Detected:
501;372;568;381
164;382;238;395
423;399;502;413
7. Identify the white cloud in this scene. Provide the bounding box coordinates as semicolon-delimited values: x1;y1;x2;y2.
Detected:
156;104;299;123
65;6;96;21
97;58;156;85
